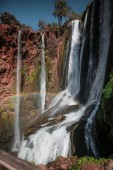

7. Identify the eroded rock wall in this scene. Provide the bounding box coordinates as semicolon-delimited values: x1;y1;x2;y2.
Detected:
0;23;69;150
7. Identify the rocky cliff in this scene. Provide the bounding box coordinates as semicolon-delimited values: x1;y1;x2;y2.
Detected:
0;22;69;150
1;0;113;164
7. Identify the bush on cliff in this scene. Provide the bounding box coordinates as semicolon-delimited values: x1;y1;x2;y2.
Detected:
0;12;20;25
0;12;27;29
38;19;46;30
70;156;108;170
98;71;113;120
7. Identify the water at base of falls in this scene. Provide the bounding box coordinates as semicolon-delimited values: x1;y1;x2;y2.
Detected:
18;91;85;165
18;123;71;165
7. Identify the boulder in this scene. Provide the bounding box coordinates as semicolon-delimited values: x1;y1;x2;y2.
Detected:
47;156;77;170
37;164;48;170
104;160;113;170
81;164;103;170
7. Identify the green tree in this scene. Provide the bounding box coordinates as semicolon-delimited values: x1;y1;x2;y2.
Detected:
53;0;71;26
0;12;20;25
68;11;80;21
38;20;45;30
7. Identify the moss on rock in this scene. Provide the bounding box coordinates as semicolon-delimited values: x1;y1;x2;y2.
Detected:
96;71;113;156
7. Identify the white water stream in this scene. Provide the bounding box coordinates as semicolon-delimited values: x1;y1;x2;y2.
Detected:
18;15;109;163
67;20;81;96
40;33;46;113
12;31;22;152
18;20;83;164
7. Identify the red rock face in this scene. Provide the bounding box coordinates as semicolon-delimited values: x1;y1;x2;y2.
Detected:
0;23;66;103
0;23;66;150
0;24;42;149
36;158;113;170
0;24;19;104
81;164;103;170
104;160;113;170
37;156;77;170
0;24;40;104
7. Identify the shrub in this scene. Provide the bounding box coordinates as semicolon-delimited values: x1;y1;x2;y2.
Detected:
98;71;113;120
0;12;20;26
38;20;45;30
70;156;108;170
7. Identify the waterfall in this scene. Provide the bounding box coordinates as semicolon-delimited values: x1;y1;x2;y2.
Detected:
84;0;112;157
40;33;46;113
18;106;85;165
18;20;84;164
67;20;82;96
18;0;112;163
85;43;109;156
12;31;22;152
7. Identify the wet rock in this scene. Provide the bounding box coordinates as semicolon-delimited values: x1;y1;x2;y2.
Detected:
81;164;103;170
37;164;48;170
1;78;10;85
104;160;113;170
24;104;79;137
0;22;68;150
47;156;77;170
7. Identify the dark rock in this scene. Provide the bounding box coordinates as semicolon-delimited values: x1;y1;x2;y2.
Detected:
24;104;79;137
47;156;77;170
104;160;113;170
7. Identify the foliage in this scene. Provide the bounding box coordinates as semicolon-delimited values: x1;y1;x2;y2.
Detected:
38;20;59;31
0;12;21;26
67;11;80;21
109;154;113;159
0;12;29;29
1;112;7;119
53;0;71;26
45;23;52;29
26;70;38;85
70;156;108;170
98;71;113;119
52;22;58;27
38;19;45;30
102;73;113;101
44;53;52;90
21;66;27;76
0;107;3;113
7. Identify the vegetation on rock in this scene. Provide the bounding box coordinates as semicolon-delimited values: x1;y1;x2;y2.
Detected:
96;70;113;157
38;20;46;30
97;71;113;120
70;156;109;170
0;12;26;29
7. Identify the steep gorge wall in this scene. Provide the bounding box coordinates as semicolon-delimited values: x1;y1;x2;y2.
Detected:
70;0;113;157
0;23;69;150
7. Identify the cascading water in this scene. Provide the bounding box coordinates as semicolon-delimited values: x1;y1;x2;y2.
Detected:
83;0;113;157
67;20;82;96
18;20;85;164
18;0;112;163
40;33;46;113
85;47;109;157
18;106;85;165
12;30;22;152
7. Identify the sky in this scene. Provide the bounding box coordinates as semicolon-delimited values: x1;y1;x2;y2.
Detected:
0;0;91;30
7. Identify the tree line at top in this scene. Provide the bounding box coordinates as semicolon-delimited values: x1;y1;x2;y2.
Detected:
0;0;89;30
38;0;80;30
